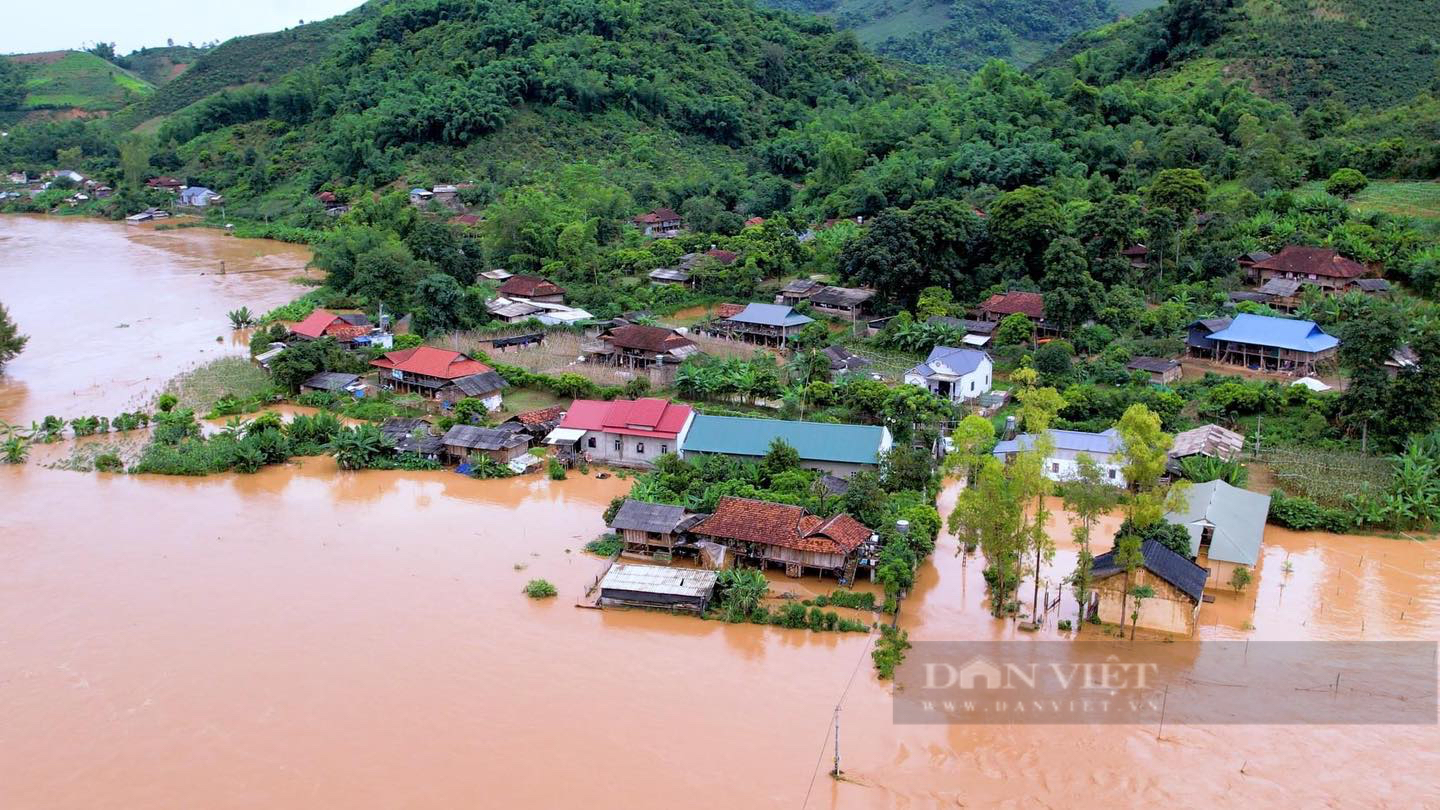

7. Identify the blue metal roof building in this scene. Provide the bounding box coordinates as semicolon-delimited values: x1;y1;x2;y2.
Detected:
678;414;892;476
1198;313;1340;375
726;303;814;328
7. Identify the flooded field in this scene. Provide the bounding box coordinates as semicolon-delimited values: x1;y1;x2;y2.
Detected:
1;217;1438;808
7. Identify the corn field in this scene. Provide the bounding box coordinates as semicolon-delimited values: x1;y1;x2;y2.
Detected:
1259;447;1393;506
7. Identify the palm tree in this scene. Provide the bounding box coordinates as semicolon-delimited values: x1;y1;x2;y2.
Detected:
328;425;389;470
222;417;250;438
227;307;256;329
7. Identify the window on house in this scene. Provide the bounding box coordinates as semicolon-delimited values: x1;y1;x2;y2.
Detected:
660;444;667;454
1108;469;1117;480
614;439;622;452
587;437;596;449
637;442;645;454
1050;463;1060;473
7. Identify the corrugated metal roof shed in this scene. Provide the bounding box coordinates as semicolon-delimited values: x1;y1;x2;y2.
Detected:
726;303;814;328
1165;480;1270;566
681;414;890;466
1205;314;1339;353
600;564;719;598
609;499;687;534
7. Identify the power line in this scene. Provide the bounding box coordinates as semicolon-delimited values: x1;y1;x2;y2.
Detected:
801;630;875;809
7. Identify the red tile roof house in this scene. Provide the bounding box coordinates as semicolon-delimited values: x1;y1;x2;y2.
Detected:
690;496;875;579
146;176;183;192
1250;245;1371;293
544;398;694;468
588;323;699;367
632;207;684;237
370;346;508;409
289;309;373;345
975;291;1058;336
498;274;567;304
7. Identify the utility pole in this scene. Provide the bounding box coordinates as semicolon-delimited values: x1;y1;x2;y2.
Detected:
831;706;841;777
1253;414;1262;458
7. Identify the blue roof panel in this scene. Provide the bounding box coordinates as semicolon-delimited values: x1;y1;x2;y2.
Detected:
1205;313;1339;353
681;414;889;465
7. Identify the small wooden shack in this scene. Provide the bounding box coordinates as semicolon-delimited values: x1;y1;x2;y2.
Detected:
607;499;689;555
1090;540;1208;635
442;424;530;464
689;496;873;579
1126;356;1182;385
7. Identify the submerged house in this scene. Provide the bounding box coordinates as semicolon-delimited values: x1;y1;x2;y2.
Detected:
904;346;993;402
1165;480;1270;591
545;398;694;468
689;496;874;579
299;372;362;395
599;564;718;612
380;418;444;459
442;425;530;464
370;346;507;407
677;414;892;477
1091;539;1208;635
1192;313;1340;375
992;428;1125;486
290;309;372;345
607;499;696;556
716;303;814;347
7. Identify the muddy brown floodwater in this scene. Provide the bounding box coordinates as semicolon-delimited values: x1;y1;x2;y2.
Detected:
1;217;1439;808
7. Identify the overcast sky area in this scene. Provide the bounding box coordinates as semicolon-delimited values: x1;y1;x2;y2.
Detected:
1;0;364;55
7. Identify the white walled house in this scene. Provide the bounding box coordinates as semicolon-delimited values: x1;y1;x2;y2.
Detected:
904;346;992;402
992;428;1126;487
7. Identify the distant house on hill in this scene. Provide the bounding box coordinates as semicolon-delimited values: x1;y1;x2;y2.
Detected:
498;274;566;304
1251;246;1369;293
716;303;814;348
632;207;683;237
904;346;992;402
178;186;222;207
822;345;871;375
975;291;1054;335
678;414;892;477
408;188;433;206
146;176;183;192
1121;244;1150;269
587;323;698;367
370;346;507;407
808;286;877;321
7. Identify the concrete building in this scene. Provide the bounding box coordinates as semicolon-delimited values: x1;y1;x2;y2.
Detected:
545;398;694;468
992;428;1126;486
904;346;992;402
678;414;892;477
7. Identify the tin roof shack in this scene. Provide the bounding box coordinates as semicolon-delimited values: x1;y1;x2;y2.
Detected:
370;347;506;407
587;324;698;367
1237;250;1273;282
690;496;874;579
808;286;876;321
505;405;566;438
442;425;531;465
1126;356;1182;385
678;414;892;477
608;499;690;555
290;309;372;345
599;564;718;613
714;303;815;348
1251;245;1369;294
1185;317;1232;358
822;345;871;375
993;429;1126;486
498;274;566;304
1091;539;1208;635
775;278;824;306
547;398;694;468
1200;313;1340;375
1170;424;1245;463
1165;480;1269;592
300;372;362;395
927;316;997;347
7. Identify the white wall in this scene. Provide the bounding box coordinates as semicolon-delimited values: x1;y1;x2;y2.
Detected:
905;356;993;402
580;430;676;467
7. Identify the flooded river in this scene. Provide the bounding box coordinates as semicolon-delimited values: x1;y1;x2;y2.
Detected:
1;216;1438;808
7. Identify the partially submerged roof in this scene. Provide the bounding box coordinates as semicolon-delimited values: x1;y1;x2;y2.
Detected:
1165;480;1271;567
1170;424;1244;460
601;563;718;598
726;303;814;328
301;372;360;391
442;424;530;451
1093;539;1209;603
910;345;990;379
609;499;687;534
681;414;891;466
691;496;872;555
1252;245;1367;280
1205;313;1339;353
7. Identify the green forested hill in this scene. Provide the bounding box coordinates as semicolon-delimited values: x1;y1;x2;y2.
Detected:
1043;0;1440;111
0;51;152;114
115;46;207;87
759;0;1162;70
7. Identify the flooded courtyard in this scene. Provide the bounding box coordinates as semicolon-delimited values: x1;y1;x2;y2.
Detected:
1;216;1438;808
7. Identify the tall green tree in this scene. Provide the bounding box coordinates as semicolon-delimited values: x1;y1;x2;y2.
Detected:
1041;237;1104;331
0;302;28;374
988;186;1064;276
1063;454;1117;630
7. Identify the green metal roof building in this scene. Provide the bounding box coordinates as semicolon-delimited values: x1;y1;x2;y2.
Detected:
677;414;893;476
1165;479;1271;569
